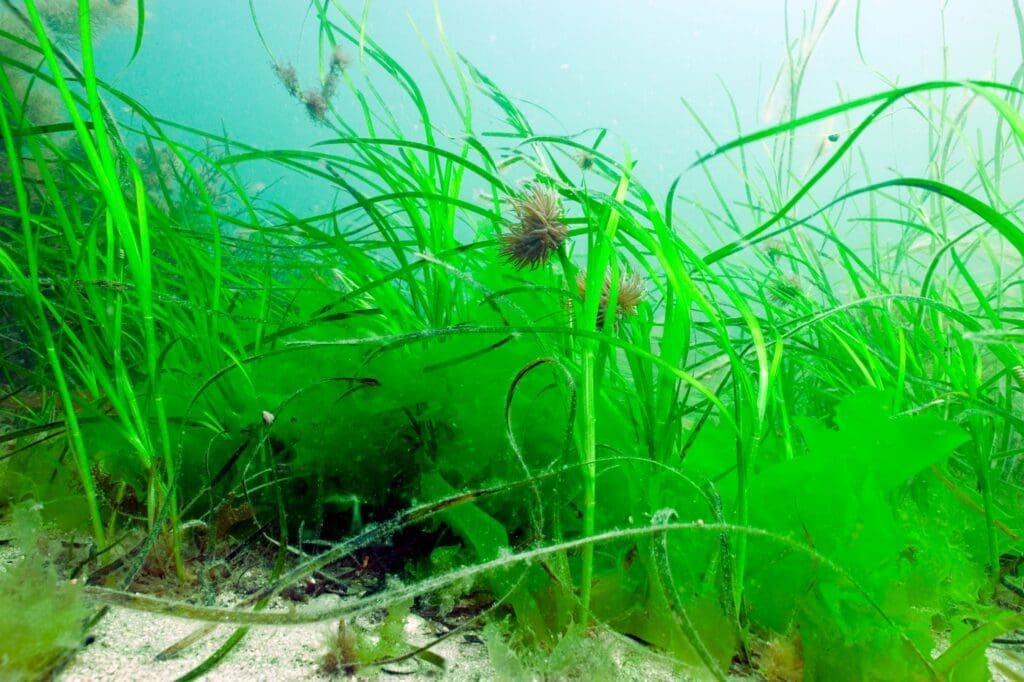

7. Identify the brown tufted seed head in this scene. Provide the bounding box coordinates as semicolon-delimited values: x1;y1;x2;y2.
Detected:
499;184;567;269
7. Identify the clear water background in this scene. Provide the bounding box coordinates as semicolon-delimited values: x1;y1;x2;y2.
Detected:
93;1;1020;236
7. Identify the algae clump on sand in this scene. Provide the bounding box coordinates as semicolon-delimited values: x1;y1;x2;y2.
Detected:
0;504;89;679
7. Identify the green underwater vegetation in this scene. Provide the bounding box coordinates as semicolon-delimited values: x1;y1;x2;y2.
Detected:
0;504;89;678
1;0;1024;679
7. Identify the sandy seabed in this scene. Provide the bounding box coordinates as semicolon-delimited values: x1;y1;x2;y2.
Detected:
3;531;1022;680
60;594;686;681
59;597;1024;681
63;594;493;681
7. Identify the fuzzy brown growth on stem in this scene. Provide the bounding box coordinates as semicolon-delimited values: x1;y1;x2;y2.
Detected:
320;620;360;675
767;273;803;305
321;74;339;100
574;150;596;171
321;46;350;100
499;184;567;269
576;270;645;329
302;88;329;122
329;45;351;74
272;61;301;98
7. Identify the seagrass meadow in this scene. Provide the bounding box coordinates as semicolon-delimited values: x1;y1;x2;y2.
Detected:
2;0;1024;679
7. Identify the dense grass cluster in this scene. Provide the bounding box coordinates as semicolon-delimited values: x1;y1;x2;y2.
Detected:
1;0;1023;678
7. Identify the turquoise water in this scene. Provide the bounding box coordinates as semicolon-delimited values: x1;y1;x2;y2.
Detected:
94;1;1019;221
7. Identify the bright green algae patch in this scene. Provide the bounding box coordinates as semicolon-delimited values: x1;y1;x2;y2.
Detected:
690;389;983;678
0;505;88;678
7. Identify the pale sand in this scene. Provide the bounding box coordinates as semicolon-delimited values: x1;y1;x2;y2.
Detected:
57;592;1024;681
3;528;1021;680
62;595;494;681
60;594;687;681
0;520;682;680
